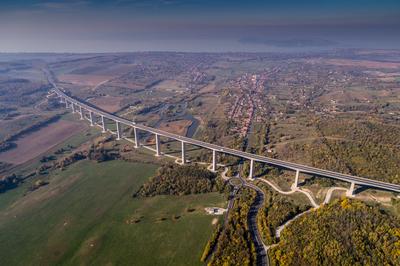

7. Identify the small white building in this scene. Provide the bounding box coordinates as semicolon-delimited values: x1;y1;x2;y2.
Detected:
204;207;226;215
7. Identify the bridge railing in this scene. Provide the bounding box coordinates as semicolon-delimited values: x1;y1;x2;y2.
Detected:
51;86;400;193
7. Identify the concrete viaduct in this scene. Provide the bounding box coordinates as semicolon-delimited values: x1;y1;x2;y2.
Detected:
50;85;400;197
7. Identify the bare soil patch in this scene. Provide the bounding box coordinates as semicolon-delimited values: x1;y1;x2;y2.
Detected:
145;120;192;145
59;74;114;86
88;95;124;113
0;120;85;165
158;119;192;136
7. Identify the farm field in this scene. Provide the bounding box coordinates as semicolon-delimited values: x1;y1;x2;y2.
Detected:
0;114;47;140
0;120;86;165
0;160;225;266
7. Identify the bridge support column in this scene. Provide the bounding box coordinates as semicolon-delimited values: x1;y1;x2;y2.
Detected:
346;182;355;197
181;141;186;164
116;121;121;140
293;169;300;188
211;150;217;172
79;106;84;120
134;127;139;148
155;134;160;156
65;99;69;108
101;115;106;132
71;103;76;113
248;159;254;179
89;111;94;126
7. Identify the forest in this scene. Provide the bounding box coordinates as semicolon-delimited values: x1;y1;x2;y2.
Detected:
280;118;400;184
133;162;223;197
269;199;400;265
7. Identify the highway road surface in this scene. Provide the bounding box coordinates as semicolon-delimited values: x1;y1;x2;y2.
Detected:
238;165;268;266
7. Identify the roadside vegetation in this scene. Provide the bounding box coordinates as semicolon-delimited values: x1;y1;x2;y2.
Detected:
256;183;310;245
207;188;257;265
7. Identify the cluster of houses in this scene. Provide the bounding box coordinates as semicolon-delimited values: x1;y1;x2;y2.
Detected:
226;73;269;137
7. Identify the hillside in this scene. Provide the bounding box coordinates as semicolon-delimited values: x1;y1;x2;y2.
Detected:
269;199;400;265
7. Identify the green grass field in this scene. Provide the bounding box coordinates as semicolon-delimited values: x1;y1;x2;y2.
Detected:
0;160;225;266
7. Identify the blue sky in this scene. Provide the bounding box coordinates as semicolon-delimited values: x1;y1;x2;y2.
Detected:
0;0;399;52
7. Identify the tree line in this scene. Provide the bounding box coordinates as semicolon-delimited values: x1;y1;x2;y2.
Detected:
133;162;225;197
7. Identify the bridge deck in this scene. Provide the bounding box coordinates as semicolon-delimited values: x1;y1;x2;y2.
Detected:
51;85;400;193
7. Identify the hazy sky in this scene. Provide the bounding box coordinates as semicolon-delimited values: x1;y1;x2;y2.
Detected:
0;0;399;52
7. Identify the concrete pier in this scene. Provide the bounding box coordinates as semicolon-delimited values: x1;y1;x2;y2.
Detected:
212;149;217;172
181;141;186;164
89;111;94;126
293;169;300;188
347;182;355;197
134;127;139;148
116;121;121;140
155;134;160;156
249;159;254;179
79;106;84;120
101;115;106;133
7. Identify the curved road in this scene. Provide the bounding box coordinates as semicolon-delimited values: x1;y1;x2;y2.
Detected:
238;166;268;266
214;166;268;266
244;183;268;266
